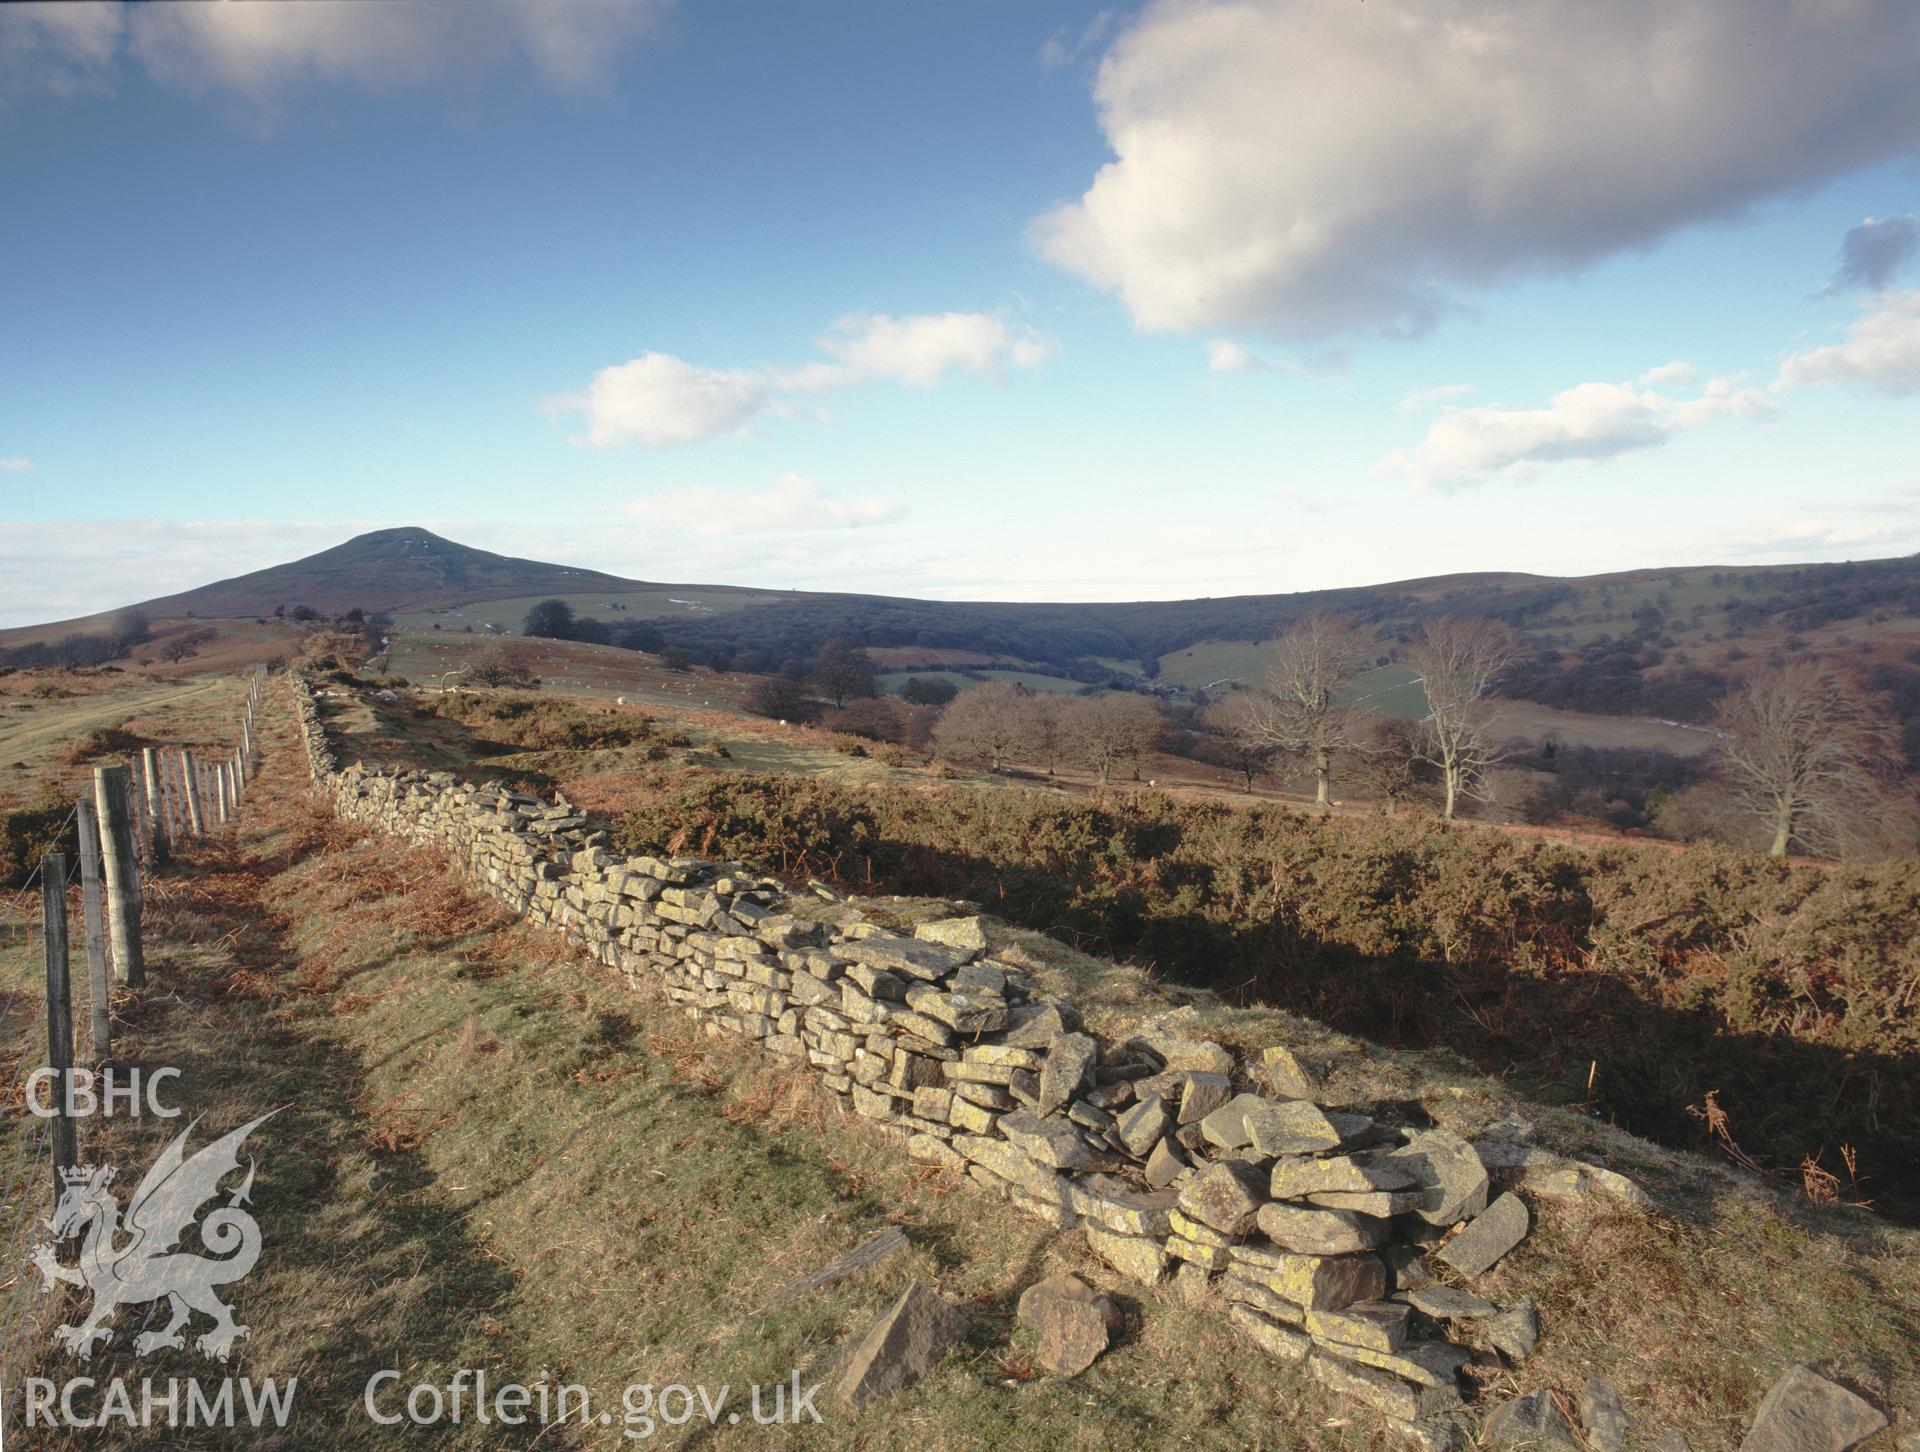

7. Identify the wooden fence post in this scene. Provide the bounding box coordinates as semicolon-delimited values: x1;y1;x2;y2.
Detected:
164;749;184;841
93;766;145;988
181;748;204;836
75;801;112;1060
156;750;173;843
41;852;78;1212
214;759;230;826
141;746;169;868
130;757;154;873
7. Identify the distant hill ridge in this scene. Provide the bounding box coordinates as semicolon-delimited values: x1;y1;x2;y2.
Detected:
7;529;1919;711
122;526;646;619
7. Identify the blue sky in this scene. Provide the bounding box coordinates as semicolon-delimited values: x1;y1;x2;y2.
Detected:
2;0;1918;626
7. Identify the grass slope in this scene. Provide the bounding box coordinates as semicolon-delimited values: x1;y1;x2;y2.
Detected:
0;676;1914;1449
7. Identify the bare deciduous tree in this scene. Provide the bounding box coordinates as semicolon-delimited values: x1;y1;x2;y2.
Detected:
1348;716;1427;809
931;682;1032;771
1064;693;1163;785
1712;659;1904;857
1406;616;1523;820
469;643;535;688
1017;692;1068;775
1226;612;1373;807
1201;696;1283;792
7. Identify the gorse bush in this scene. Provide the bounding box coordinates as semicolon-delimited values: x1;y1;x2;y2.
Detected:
422;693;654;752
62;725;145;764
612;770;1920;1217
2;795;77;891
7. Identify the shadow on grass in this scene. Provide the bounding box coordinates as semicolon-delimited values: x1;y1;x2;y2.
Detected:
11;834;586;1450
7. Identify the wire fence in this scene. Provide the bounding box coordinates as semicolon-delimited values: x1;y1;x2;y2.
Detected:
0;1123;52;1391
0;668;268;1414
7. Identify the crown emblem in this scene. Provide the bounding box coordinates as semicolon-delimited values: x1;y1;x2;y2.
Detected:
61;1164;114;1188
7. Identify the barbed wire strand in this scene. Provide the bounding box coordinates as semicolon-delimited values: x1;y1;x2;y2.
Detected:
0;1125;53;1389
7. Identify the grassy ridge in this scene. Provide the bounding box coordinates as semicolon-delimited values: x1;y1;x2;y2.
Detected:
609;772;1920;1219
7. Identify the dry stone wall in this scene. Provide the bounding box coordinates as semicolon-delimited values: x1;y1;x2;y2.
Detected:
285;674;1652;1449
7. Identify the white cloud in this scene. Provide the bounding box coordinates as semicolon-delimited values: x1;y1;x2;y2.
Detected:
1207;340;1259;373
624;474;905;534
1776;290;1920;396
1822;215;1919;295
1205;338;1351;377
1384;372;1771;490
811;312;1055;388
4;0;665;114
1638;361;1700;388
1394;384;1472;413
0;458;33;473
1035;0;1920;339
0;519;354;628
133;0;666;97
1716;504;1920;561
1;3;122;97
552;310;1053;447
545;353;771;449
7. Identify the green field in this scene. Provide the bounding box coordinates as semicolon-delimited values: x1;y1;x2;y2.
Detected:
876;669;1091;697
1153;638;1276;691
1516;567;1733;647
390;586;790;634
1154;642;1427;714
1335;663;1431;719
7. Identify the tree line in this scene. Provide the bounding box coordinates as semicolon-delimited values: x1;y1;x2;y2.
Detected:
929;608;1911;858
507;594;1914;858
931;685;1164;784
0;610;151;670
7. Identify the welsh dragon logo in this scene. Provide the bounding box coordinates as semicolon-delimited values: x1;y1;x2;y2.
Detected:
31;1109;279;1362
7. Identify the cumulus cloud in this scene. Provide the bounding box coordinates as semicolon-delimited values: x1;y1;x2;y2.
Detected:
1035;0;1920;339
553;310;1053;447
5;0;665;113
0;458;33;473
1384;371;1771;490
1638;361;1700;388
809;311;1055;388
1776;290;1920;396
544;353;772;449
1822;216;1920;295
625;474;905;534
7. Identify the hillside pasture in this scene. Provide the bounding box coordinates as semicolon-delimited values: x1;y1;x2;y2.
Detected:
864;646;1032;670
875;668;1090;697
381;630;758;711
0;672;248;811
1158;645;1431;718
1485;699;1717;755
389;585;789;635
